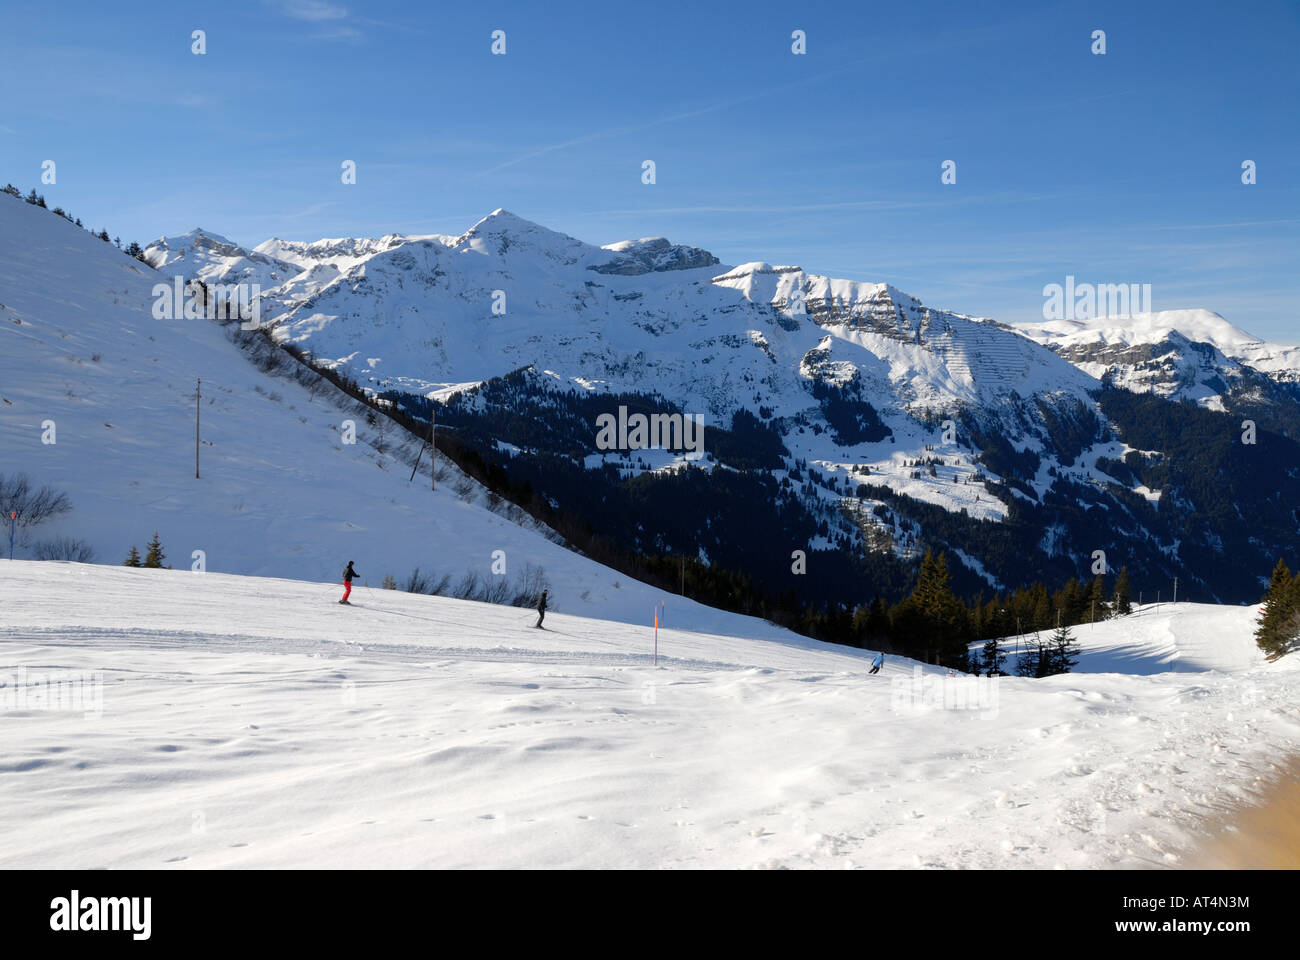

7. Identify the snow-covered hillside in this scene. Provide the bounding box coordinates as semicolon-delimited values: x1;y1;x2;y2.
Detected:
1;561;1295;869
0;193;783;635
980;602;1269;675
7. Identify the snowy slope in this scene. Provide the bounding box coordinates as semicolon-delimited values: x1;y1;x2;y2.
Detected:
1;561;1296;869
0;193;791;636
981;602;1268;676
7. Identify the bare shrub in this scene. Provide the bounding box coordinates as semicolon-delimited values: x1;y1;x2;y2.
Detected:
0;473;72;533
510;563;550;608
404;567;432;594
31;537;96;563
452;569;482;600
481;575;510;605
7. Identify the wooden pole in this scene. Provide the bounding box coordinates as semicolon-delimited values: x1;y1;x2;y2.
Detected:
195;378;201;479
431;409;436;492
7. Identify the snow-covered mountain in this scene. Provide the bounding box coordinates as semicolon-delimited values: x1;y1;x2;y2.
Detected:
134;211;1300;605
147;210;1100;416
142;211;1109;535
1016;310;1300;412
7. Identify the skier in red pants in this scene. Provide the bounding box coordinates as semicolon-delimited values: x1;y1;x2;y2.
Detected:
340;561;358;604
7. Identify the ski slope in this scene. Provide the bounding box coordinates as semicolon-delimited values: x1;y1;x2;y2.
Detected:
2;562;1296;869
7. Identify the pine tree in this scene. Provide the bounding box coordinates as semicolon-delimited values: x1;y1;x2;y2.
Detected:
1045;624;1080;675
911;550;967;667
1087;574;1109;622
144;532;165;568
123;545;142;567
1255;559;1298;658
1015;639;1044;677
1030;586;1052;631
1112;566;1133;616
980;635;1007;676
1056;578;1086;625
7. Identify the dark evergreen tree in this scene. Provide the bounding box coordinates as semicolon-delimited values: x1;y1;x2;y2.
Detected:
1015;638;1045;677
1045;624;1080;675
1112;566;1133;616
123;545;142;568
1030;588;1051;631
1255;559;1298;658
980;635;1007;676
909;550;968;667
1087;574;1109;621
144;532;165;568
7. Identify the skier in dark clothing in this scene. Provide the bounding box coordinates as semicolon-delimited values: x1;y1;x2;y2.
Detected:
340;561;359;605
535;590;548;628
869;652;884;675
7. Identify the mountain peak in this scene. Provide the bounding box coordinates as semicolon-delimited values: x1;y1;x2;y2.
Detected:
591;235;719;276
152;227;240;250
465;208;544;234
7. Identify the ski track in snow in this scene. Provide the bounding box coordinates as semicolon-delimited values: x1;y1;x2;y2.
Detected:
2;562;1297;870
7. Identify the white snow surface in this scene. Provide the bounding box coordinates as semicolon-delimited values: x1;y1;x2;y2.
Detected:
2;562;1296;870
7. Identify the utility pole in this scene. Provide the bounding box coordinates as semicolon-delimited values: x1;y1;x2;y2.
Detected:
195;378;201;479
680;556;684;595
1173;577;1178;605
8;510;14;560
430;408;436;491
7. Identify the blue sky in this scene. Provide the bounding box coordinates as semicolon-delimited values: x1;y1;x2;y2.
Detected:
2;0;1297;339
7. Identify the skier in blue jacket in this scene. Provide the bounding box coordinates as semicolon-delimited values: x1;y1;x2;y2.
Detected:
869;652;884;675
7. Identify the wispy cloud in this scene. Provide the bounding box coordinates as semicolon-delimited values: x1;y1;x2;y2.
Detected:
259;200;342;222
266;0;394;40
273;0;348;21
481;97;761;175
481;65;858;175
307;25;363;42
